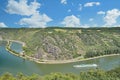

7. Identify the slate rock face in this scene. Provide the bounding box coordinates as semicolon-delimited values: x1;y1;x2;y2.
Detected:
43;43;62;60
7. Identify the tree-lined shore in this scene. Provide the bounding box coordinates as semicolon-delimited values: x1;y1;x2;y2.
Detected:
0;67;120;80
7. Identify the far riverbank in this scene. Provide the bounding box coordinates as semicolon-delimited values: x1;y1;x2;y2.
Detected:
6;40;120;64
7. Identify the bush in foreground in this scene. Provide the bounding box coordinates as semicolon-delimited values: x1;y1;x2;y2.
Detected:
0;67;120;80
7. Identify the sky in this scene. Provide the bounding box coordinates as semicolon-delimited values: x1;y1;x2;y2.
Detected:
0;0;120;28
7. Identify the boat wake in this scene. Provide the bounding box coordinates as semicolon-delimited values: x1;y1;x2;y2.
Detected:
73;64;98;68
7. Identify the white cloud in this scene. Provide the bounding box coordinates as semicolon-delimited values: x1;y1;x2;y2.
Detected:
6;0;52;28
84;2;100;7
78;4;82;11
6;0;41;16
61;15;80;27
68;9;71;12
97;11;105;15
0;22;7;27
104;9;120;26
61;0;67;4
89;18;94;21
19;12;52;28
81;24;90;28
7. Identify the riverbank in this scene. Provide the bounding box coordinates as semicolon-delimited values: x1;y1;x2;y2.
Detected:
35;54;120;64
6;40;120;64
7;40;26;47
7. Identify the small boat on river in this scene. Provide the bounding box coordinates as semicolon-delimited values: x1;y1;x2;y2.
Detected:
73;64;98;68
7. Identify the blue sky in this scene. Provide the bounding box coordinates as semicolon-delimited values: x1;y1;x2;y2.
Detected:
0;0;120;28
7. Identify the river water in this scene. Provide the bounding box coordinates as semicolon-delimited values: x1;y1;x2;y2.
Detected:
0;41;120;75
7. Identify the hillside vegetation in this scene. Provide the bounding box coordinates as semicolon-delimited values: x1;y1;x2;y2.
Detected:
0;27;120;60
0;67;120;80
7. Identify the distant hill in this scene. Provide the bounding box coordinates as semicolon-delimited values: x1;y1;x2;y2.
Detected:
0;27;120;60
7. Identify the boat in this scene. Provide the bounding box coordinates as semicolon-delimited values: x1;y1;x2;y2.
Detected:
73;64;98;68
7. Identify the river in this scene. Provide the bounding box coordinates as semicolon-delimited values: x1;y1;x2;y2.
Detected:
0;41;120;75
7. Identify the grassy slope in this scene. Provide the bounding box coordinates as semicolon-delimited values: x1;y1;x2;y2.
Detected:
0;27;120;60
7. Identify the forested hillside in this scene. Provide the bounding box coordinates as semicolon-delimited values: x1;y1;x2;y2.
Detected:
0;27;120;60
0;67;120;80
